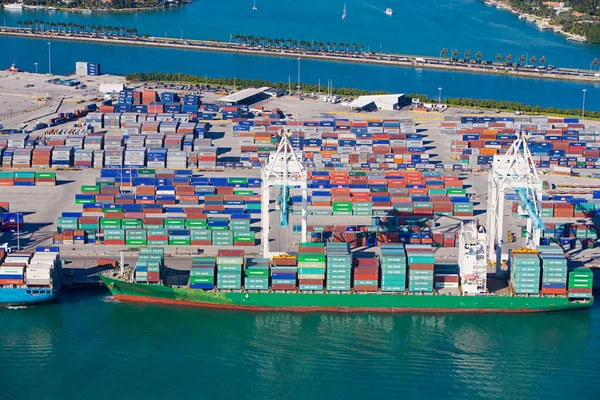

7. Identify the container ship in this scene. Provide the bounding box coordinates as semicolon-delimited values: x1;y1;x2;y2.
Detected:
0;248;62;306
100;232;594;313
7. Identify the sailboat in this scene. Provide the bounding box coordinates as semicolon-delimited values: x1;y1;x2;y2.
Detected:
252;0;257;11
342;4;347;20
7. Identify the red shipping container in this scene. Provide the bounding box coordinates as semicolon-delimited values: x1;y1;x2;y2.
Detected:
218;250;245;257
541;288;567;295
569;288;593;293
299;279;324;285
353;285;378;291
104;240;126;245
272;284;297;291
409;264;434;270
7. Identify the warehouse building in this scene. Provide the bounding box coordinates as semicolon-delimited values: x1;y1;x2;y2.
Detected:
348;94;408;112
217;87;271;106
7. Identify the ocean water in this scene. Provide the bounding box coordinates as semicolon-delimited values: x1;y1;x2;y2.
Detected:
1;288;599;400
1;0;600;69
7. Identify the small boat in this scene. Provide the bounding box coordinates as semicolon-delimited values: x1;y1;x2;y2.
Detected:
82;9;92;14
342;4;347;20
252;0;257;11
47;6;57;11
385;8;393;16
5;63;21;73
2;3;23;10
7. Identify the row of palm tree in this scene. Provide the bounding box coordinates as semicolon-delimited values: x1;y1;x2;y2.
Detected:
17;19;139;37
440;48;548;66
232;34;370;54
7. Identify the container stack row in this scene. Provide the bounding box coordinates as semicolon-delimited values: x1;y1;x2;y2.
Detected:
406;245;435;293
325;243;352;291
217;250;244;290
568;267;593;299
0;172;57;186
353;253;379;292
189;257;216;290
298;243;326;291
510;252;542;294
244;257;269;290
539;245;568;295
134;248;164;283
380;244;407;292
443;115;600;168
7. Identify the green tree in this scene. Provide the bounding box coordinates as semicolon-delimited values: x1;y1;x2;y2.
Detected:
495;53;503;63
464;50;472;62
530;56;537;66
519;54;526;65
440;48;448;59
475;51;482;63
506;54;513;65
540;56;547;67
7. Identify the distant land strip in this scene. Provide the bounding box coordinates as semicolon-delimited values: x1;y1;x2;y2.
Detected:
1;27;599;83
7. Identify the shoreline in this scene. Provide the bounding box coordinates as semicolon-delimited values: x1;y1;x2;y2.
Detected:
1;28;599;83
19;4;176;13
483;0;588;43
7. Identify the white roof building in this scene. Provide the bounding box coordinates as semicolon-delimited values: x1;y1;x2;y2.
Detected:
348;94;405;111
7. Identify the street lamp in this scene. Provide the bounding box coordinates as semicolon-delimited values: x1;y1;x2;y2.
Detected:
438;87;443;104
34;62;39;97
47;42;51;75
582;89;587;118
297;57;301;97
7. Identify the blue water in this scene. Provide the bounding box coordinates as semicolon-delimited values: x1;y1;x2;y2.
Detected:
1;288;599;399
2;0;600;68
0;0;599;107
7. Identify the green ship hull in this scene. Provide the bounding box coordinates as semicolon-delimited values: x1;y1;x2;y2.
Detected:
100;275;593;313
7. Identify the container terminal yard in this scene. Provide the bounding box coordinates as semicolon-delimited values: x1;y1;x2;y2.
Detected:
0;69;596;310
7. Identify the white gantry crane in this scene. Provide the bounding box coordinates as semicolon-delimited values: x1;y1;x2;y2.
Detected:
261;128;308;259
485;131;544;276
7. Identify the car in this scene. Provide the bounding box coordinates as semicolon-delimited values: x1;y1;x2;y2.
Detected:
24;84;35;88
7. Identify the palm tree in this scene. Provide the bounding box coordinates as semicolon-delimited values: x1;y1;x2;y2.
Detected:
319;42;325;51
495;54;503;63
292;40;298;49
360;43;364;53
352;42;358;53
452;49;459;60
540;56;547;68
530;56;536;66
464;50;472;62
440;48;448;59
326;41;331;52
593;58;599;71
506;54;513;65
475;51;482;63
333;42;337;52
519;54;526;65
17;20;22;28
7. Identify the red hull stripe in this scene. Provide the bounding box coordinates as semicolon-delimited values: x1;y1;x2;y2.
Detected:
112;294;552;313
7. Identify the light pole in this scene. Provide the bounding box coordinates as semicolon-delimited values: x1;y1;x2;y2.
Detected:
438;87;443;104
582;89;587;118
297;57;301;97
47;42;51;75
34;62;39;97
